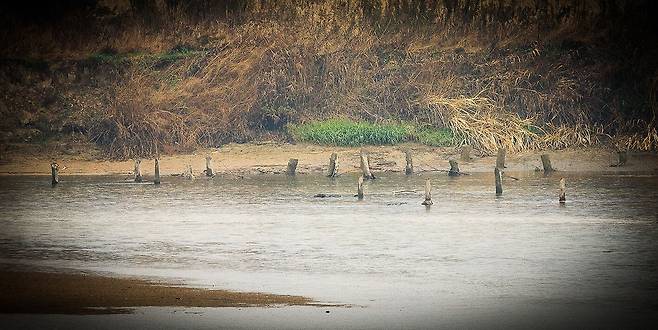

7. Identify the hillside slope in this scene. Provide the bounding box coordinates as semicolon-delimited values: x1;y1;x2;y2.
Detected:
1;0;656;159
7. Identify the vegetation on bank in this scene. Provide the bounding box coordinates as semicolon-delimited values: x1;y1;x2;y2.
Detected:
289;120;409;146
289;120;454;147
1;1;656;158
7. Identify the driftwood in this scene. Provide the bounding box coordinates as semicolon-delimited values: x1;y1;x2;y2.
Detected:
393;190;418;195
461;145;472;162
541;154;554;172
494;167;503;196
50;162;59;185
404;149;414;175
559;178;566;203
360;150;375;179
314;193;340;198
327;153;338;177
416;165;469;175
504;174;520;181
421;178;433;206
287;158;298;176
134;159;143;183
204;156;215;177
154;159;161;184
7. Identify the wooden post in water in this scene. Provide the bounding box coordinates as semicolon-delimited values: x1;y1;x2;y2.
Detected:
287;158;298;176
327;153;338;177
496;147;506;169
360;150;375;179
154;159;161;185
541;154;554;172
404;149;413;175
50;162;59;185
205;156;215;177
494;167;503;196
617;151;628;167
134;159;143;183
421;178;433;206
185;164;195;180
461;145;472;162
448;160;461;176
357;176;364;200
559;178;566;203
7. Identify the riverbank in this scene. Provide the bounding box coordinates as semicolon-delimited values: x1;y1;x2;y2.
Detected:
0;268;319;314
1;142;656;177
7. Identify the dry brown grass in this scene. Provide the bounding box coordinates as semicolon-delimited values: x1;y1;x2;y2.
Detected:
2;1;656;157
616;126;658;151
539;123;607;150
418;95;538;154
87;74;195;159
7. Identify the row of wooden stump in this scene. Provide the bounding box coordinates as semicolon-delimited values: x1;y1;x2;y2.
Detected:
49;147;577;206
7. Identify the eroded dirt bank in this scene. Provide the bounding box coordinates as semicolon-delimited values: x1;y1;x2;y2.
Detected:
0;142;657;177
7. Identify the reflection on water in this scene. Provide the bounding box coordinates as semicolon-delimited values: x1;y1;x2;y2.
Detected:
1;172;658;325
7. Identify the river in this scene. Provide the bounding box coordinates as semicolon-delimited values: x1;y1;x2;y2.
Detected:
1;172;657;328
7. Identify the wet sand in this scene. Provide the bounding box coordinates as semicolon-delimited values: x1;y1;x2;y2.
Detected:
1;142;656;176
0;270;318;314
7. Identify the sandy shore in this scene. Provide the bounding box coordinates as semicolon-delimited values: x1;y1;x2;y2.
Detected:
0;142;657;176
0;269;321;314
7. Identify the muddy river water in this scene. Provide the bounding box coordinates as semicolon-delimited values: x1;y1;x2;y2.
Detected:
1;172;657;328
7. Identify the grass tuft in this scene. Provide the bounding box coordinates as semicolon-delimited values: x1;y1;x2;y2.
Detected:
289;119;458;147
413;128;455;147
289;120;409;146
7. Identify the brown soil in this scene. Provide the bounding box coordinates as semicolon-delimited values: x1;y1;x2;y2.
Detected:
0;141;656;177
0;270;319;314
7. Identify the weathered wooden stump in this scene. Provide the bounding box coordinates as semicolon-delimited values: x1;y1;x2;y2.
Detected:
617;151;628;167
360;150;375;179
496;147;506;169
559;178;566;203
494;167;503;196
404;149;414;175
154;159;161;185
448;160;461;176
50;162;59;185
461;145;472;162
357;176;364;200
184;164;195;180
205;156;215;177
327;153;338;177
541;154;554;172
287;158;298;176
134;159;143;183
421;178;433;206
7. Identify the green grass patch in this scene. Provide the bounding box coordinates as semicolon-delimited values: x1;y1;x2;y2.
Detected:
413;127;455;146
87;46;204;66
525;124;545;136
289;119;457;147
289;119;409;146
88;51;128;65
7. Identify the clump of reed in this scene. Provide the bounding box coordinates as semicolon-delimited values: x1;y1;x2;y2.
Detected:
86;76;195;159
616;126;658;151
419;96;538;154
538;123;606;150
